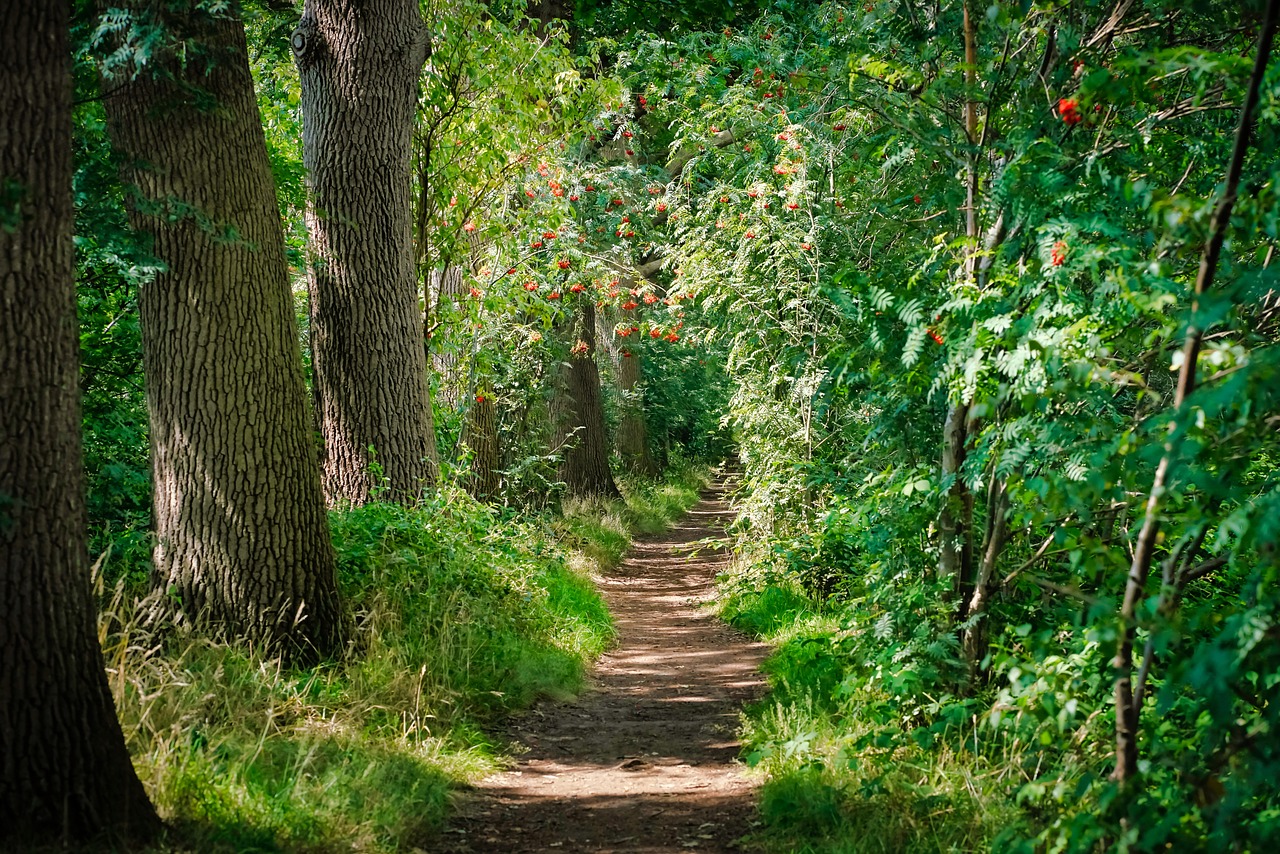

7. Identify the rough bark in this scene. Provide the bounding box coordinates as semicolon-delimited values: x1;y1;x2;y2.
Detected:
553;302;622;499
464;387;502;502
1113;0;1278;784
0;2;160;842
596;301;657;476
102;7;343;657
294;0;438;505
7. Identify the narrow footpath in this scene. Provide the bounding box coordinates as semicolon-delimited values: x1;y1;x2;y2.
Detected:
442;478;768;853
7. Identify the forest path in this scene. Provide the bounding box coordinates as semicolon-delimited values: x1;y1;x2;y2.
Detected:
440;475;768;853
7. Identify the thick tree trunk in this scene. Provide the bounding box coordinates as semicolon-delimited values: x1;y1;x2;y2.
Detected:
102;7;343;658
0;2;160;842
553;303;621;498
293;0;438;505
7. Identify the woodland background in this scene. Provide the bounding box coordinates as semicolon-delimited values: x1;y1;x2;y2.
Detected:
2;0;1279;851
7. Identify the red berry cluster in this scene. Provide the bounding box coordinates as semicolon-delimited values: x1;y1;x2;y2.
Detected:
1058;98;1082;126
1051;240;1068;266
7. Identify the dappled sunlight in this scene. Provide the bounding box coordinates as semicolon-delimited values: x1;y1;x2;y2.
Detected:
443;483;767;852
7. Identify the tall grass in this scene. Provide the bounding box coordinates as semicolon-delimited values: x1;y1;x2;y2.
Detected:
718;568;1029;854
96;467;706;852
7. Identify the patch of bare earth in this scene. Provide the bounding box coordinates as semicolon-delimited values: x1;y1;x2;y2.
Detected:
440;478;767;853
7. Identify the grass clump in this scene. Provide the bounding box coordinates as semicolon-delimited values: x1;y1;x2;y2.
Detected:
100;468;704;853
718;560;1025;854
558;460;707;570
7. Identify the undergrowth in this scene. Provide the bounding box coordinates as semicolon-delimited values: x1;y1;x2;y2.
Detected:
96;464;706;853
718;565;1030;854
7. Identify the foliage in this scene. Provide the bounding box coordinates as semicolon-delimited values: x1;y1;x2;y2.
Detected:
615;0;1280;849
101;472;700;852
63;0;1280;848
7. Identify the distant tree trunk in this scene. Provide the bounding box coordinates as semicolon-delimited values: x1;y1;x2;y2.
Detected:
424;262;502;500
0;1;160;842
938;1;980;592
293;0;438;505
614;347;657;474
527;0;571;37
597;301;657;475
937;401;974;587
465;386;501;501
553;302;621;498
428;263;468;409
961;477;1010;672
102;6;343;657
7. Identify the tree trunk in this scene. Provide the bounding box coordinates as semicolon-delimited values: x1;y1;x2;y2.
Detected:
102;6;343;658
293;0;438;505
596;301;657;475
527;0;572;38
614;344;657;475
464;386;502;501
429;263;467;410
553;302;621;499
0;2;160;842
424;262;502;500
1113;0;1279;784
937;401;973;588
962;476;1010;672
938;1;981;591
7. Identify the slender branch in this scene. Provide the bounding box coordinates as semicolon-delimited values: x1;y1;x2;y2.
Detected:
1112;0;1279;785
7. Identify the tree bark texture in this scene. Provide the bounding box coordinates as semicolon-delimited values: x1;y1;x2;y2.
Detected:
294;0;438;505
596;301;656;475
102;8;343;658
0;2;160;841
553;302;621;499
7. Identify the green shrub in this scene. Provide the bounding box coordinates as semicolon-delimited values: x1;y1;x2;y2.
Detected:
101;470;703;852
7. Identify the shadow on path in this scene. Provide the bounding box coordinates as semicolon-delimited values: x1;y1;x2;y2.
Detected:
441;476;768;853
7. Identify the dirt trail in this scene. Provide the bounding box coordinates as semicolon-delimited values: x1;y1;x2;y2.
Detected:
441;477;768;853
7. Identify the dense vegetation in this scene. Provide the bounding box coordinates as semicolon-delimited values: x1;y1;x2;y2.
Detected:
2;0;1278;850
99;475;704;851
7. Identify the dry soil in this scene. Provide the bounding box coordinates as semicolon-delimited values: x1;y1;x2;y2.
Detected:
440;478;768;853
